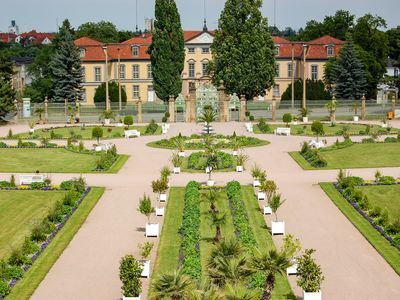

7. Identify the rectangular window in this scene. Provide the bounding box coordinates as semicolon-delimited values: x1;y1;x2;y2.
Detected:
273;85;280;97
133;85;140;99
311;65;318;81
119;64;126;79
202;62;208;76
275;45;280;56
147;64;153;79
202;47;210;54
189;82;196;91
275;63;280;77
82;88;86;101
188;47;195;54
132;65;140;79
327;46;334;56
82;67;86;82
288;63;293;78
132;46;139;57
94;67;101;82
189;62;195;78
394;68;399;77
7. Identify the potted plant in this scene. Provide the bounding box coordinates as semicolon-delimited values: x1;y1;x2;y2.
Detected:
28;120;36;133
171;152;182;174
325;100;337;124
35;107;45;124
297;249;324;300
138;194;158;237
269;193;286;235
292;115;298;125
119;255;143;300
67;105;76;124
230;137;242;156
260;180;277;214
160;166;171;187
251;164;263;187
283;234;302;276
138;242;154;278
351;101;359;122
299;107;311;123
236;153;248;172
124;115;134;128
101;109;115;125
152;178;168;202
381;117;388;128
205;151;219;187
91;126;104;144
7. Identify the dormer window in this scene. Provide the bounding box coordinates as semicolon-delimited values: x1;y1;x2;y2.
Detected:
327;45;334;57
132;46;139;57
274;45;280;56
79;48;86;58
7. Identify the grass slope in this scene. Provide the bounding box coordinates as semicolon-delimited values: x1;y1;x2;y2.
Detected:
320;183;400;275
0;190;64;259
6;187;105;300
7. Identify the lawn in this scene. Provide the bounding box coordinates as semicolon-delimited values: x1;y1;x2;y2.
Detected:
253;122;397;136
6;187;105;300
291;143;400;170
10;125;161;140
320;183;400;275
0;148;128;173
355;185;400;223
180;153;237;173
0;190;64;259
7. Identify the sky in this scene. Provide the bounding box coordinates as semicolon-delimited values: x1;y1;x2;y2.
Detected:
1;0;399;33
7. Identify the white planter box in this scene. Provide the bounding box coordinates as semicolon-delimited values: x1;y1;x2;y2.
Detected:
302;116;308;123
145;223;159;237
236;166;243;172
253;180;261;187
353;116;359;122
178;151;186;157
104;119;111;125
286;263;298;275
159;193;167;202
117;123;124;127
293;121;298;125
257;191;266;201
382;123;388;128
173;167;180;174
271;221;285;235
263;206;272;215
303;291;322;300
140;260;150;278
205;167;211;173
123;296;141;300
29;128;35;133
232;150;238;156
156;207;165;216
207;180;215;187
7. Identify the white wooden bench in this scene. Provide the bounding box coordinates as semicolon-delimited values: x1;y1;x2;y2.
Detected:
19;174;45;185
124;130;141;138
308;140;325;149
95;143;112;152
275;127;291;136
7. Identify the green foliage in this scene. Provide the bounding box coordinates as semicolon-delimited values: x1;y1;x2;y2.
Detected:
138;242;154;260
151;268;193;299
0;77;15;120
151;178;168;194
91;126;103;142
148;0;185;101
210;0;275;99
138;194;155;223
268;193;285;221
30;182;47;189
123;115;134;127
311;121;324;137
145;120;159;135
300;142;327;168
282;113;292;126
119;255;143;297
297;249;324;292
280;79;331;103
76;21;119;43
0;280;10;297
94;81;127;103
257;118;271;133
188;151;234;170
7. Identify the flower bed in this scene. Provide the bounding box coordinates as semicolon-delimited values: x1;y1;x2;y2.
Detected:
187;151;234;170
299;142;327;168
0;178;90;298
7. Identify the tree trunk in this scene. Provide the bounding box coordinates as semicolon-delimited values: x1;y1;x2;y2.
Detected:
261;274;275;300
215;226;222;242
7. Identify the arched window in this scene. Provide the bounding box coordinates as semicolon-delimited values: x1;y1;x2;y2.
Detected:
132;46;139;57
327;45;334;57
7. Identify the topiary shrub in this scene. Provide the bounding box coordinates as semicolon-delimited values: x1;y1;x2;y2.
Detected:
145;120;159;135
123;115;134;128
119;255;142;297
92;127;103;143
282;113;292;127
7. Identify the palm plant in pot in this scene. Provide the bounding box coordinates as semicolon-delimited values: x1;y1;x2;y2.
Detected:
325;100;337;124
261;180;277;215
119;255;143;300
28;120;36;134
199;105;217;134
299;107;311;123
101;109;115;125
171;152;183;174
138;194;157;237
251;164;264;187
230;137;243;156
173;136;186;157
269;193;286;235
235;153;248;172
297;249;324;300
138;242;154;278
283;234;302;275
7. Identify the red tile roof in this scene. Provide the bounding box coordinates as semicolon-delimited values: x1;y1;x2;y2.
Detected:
0;33;16;43
75;37;103;46
308;35;345;45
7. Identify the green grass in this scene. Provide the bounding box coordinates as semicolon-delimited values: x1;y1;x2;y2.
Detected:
0;148;128;173
355;185;400;223
0;190;65;259
241;186;295;300
320;183;400;276
253;122;397;136
291;143;400;170
180;157;236;173
6;187;105;300
10;125;161;140
107;154;130;174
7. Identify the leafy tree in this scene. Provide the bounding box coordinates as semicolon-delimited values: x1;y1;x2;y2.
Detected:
299;20;325;41
202;188;219;213
210;0;275;99
76;21;119;43
151;268;193;300
296;249;324;293
268;193;285;222
0;53;15;120
311;120;324;141
282;113;292;127
322;10;355;40
138;194;155;223
123;115;134;128
280;80;331;103
148;0;185;102
51;19;84;102
330;40;367;99
94;82;127;104
387;28;400;62
91;126;103;143
119;255;142;297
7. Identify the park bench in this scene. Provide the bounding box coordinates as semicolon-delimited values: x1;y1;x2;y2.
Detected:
245;122;253;132
124;130;141;138
95;143;112;152
308;140;325;149
19;174;45;185
275;127;291;136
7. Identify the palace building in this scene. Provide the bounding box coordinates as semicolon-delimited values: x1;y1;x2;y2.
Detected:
75;29;343;105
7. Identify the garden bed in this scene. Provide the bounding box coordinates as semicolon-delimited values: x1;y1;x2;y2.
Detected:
180;151;237;173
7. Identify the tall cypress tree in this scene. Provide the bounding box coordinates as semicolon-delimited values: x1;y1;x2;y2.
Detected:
51;19;84;102
0;53;15;120
148;0;185;101
330;40;367;99
210;0;275;99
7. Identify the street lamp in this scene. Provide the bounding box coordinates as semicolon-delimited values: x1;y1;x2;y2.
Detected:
291;43;295;109
117;47;122;111
302;44;309;109
102;45;110;111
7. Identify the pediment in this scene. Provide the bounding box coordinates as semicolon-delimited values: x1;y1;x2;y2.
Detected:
186;32;214;45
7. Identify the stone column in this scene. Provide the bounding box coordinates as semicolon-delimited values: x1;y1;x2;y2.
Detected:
272;96;277;122
218;80;227;122
14;99;19;122
361;94;366;120
189;86;196;122
168;95;175;123
75;97;80;121
391;95;396;117
185;95;191;123
137;97;143;123
225;95;231;122
240;95;246;122
44;96;48;122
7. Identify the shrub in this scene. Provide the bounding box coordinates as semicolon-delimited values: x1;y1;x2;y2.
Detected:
282;113;292;126
123;115;134;127
145;120;159;135
311;120;324;137
30;182;47;189
378;176;395;185
257;118;270;133
95;151;117;170
0;181;12;188
0;280;11;297
384;137;398;143
119;255;143;297
337;176;364;189
21;237;39;255
299;142;327;168
297;249;324;293
361;138;375;144
92;127;103;142
187;152;234;170
138;194;155;223
63;190;79;207
8;249;29;266
249;115;255;122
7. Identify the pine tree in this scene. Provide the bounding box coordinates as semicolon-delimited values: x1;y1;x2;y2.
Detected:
0;53;15;120
330;40;367;99
148;0;185;102
210;0;275;99
51;19;84;102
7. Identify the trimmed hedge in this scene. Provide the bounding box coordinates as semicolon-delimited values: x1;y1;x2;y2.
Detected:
187;152;234;170
300;142;327;168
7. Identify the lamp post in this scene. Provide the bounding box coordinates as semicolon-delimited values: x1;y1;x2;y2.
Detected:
302;44;309;109
102;45;110;111
291;43;295;109
117;47;122;111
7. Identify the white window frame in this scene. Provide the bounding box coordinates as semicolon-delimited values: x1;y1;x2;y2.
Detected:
327;45;334;57
119;64;126;79
132;46;139;57
188;47;195;54
79;48;86;58
133;85;140;99
311;65;318;81
202;47;210;54
202;61;209;76
275;45;280;56
147;64;153;79
94;67;102;82
288;63;293;78
273;85;280;97
275;63;280;77
188;62;195;78
132;65;140;79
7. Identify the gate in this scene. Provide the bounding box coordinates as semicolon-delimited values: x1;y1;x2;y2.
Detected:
196;83;219;121
229;93;240;121
175;94;185;122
